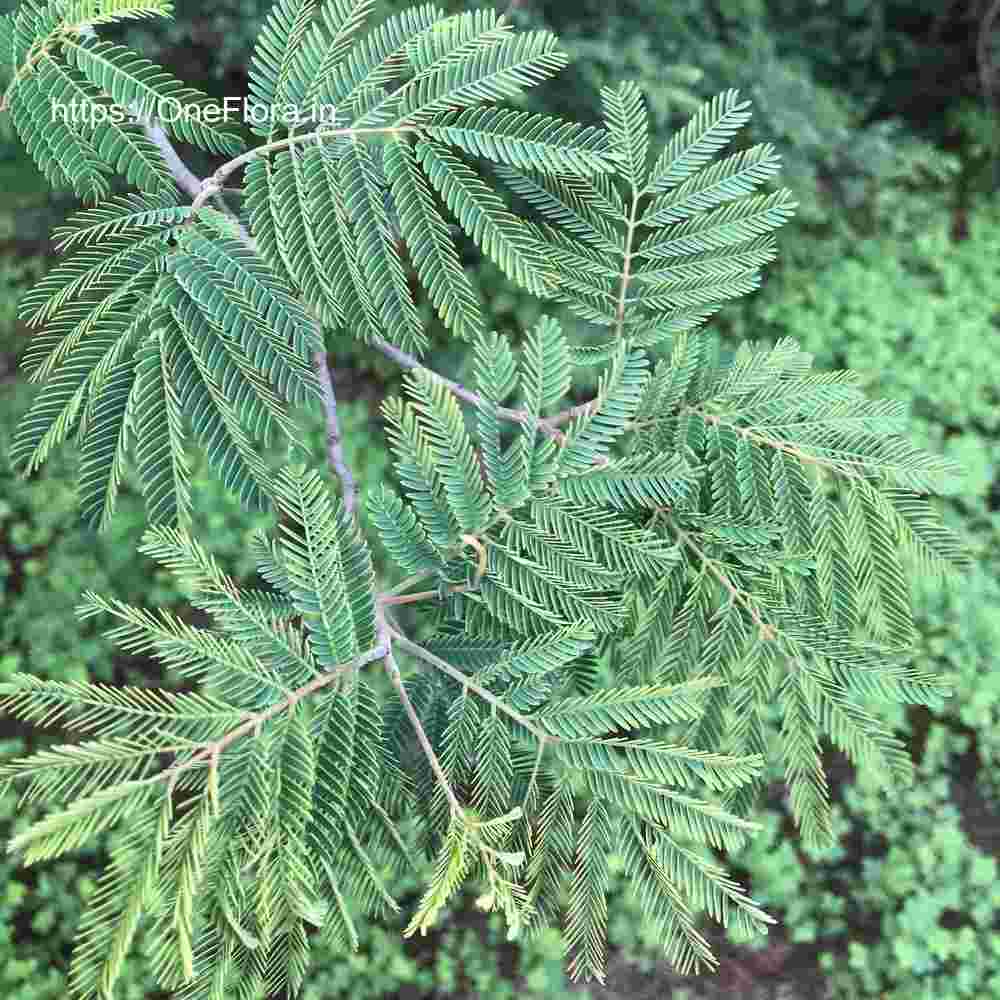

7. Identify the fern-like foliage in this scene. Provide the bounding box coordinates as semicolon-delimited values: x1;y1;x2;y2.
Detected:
498;84;794;355
0;1;972;996
0;0;244;199
8;0;626;518
0;467;771;995
359;78;966;978
240;2;619;349
11;202;320;528
371;321;963;870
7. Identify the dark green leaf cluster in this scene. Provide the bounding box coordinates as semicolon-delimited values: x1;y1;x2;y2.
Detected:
0;464;774;992
12;199;321;529
6;0;628;515
240;1;621;350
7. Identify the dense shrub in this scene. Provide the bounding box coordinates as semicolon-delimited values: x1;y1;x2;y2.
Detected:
519;0;969;228
731;729;1000;999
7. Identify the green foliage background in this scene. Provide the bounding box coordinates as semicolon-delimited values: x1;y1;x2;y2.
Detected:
1;0;998;996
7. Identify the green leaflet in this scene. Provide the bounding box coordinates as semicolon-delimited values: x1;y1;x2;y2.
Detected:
77;355;135;530
368;482;441;574
68;796;171;1000
8;779;157;866
417;138;550;296
305;0;377;105
557;348;648;473
423;106;619;175
474;330;529;510
403;369;492;533
619;821;715;975
52;192;191;251
601;80;649;191
641;143;783;226
398;27;568;124
341;139;427;354
403;813;473;936
472;709;513;817
133;332;193;527
385;137;486;342
525;778;575;930
780;669;833;849
646;88;753;194
274;466;376;666
536;680;720;739
520;314;571;419
246;0;318;135
565;797;612;982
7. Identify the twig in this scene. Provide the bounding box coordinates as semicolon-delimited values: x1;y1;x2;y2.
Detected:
141;117;202;199
383;573;433;597
387;626;559;744
380;619;463;817
369;335;610;458
377;337;614;465
371;336;568;440
313;344;357;516
190;126;418;214
545;398;598;429
144;114;254;241
387;653;462;816
161;643;387;792
614;195;640;341
376;568;478;607
630;406;867;482
379;585;472;607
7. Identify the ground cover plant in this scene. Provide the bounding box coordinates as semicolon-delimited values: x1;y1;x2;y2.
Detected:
0;1;972;997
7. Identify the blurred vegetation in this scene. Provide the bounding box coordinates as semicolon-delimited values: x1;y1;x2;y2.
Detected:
2;0;1000;996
